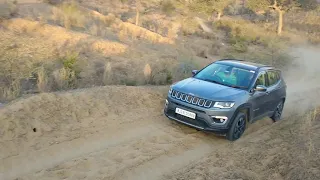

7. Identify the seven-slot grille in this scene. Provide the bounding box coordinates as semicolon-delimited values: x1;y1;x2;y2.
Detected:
171;89;214;108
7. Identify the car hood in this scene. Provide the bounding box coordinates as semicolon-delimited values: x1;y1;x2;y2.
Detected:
172;78;246;101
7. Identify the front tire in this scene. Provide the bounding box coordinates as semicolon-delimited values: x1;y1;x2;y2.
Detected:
226;112;247;141
271;100;284;122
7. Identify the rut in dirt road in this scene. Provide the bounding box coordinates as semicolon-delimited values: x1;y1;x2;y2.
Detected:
17;120;227;180
0;122;164;179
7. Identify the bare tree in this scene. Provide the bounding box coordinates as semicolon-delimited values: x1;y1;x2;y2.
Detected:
119;0;142;26
135;0;141;26
247;0;301;35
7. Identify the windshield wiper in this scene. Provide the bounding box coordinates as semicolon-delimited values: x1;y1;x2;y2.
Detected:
232;85;247;89
200;78;247;89
202;78;225;86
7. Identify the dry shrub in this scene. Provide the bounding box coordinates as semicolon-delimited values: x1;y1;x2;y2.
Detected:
51;52;80;90
167;22;181;40
308;34;320;45
143;63;152;82
173;56;201;81
53;67;77;90
89;23;100;36
1;79;21;101
215;19;278;47
4;19;45;35
107;63;130;85
43;0;62;5
161;0;176;15
90;11;116;27
34;66;49;92
144;60;175;85
102;62;112;85
0;50;33;101
181;17;199;36
0;1;17;20
51;1;87;29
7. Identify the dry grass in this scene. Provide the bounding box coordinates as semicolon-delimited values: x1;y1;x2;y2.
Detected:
180;17;199;35
91;40;127;56
215;18;279;47
118;22;174;44
286;10;320;44
2;18;127;55
0;18;129;101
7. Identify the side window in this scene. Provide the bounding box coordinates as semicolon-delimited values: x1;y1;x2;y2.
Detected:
254;72;266;87
267;70;280;86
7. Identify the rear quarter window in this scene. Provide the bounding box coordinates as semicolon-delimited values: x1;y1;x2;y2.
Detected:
267;70;281;86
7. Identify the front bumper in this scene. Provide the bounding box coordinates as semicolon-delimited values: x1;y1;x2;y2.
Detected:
164;97;235;135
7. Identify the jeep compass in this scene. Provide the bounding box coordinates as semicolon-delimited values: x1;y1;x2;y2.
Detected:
164;59;287;141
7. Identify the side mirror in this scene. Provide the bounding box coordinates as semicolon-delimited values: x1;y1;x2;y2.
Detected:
254;85;267;92
192;70;198;76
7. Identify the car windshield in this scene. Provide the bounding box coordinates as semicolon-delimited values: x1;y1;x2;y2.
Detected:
194;63;256;89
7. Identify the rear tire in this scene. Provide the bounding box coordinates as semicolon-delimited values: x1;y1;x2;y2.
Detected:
226;112;247;141
271;100;284;122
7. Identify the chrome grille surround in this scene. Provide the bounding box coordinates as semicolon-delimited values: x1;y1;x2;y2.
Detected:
170;90;214;108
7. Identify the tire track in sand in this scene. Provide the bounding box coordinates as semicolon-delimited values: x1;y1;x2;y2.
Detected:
114;143;214;180
111;122;227;180
0;121;167;180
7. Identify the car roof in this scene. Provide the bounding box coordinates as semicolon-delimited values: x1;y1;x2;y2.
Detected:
214;59;272;71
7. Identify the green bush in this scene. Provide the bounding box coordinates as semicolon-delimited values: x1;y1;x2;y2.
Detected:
62;52;78;70
56;52;81;89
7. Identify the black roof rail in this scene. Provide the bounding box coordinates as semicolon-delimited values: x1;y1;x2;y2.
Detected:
216;58;245;61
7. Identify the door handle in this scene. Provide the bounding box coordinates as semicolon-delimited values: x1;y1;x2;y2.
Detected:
266;91;270;95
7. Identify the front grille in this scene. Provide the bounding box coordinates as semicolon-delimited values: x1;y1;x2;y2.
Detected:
171;90;214;108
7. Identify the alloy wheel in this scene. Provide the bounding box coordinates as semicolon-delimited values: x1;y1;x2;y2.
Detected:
234;117;245;139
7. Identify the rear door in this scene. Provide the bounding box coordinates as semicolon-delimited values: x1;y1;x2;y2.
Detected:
250;71;270;119
266;70;282;112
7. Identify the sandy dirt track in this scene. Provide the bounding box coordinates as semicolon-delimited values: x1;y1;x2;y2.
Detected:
0;46;319;180
0;86;227;180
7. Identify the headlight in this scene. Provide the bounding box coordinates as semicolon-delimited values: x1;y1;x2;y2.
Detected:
213;102;235;109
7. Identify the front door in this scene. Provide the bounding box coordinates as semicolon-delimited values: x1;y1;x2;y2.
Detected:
266;70;282;112
250;71;270;120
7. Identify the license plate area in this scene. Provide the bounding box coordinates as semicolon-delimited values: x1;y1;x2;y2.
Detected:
175;108;196;119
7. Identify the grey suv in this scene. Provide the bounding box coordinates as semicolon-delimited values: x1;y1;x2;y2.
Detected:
164;59;286;141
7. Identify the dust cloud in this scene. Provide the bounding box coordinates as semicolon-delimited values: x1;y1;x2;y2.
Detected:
282;45;320;117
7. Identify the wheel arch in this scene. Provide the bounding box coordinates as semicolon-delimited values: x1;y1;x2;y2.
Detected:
229;103;253;126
